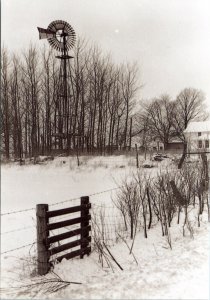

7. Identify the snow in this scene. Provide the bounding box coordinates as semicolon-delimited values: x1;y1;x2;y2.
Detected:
47;218;209;300
184;121;210;133
1;155;209;299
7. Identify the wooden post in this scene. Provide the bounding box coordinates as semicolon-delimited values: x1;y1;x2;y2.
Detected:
80;196;91;258
76;141;80;166
178;142;187;169
36;204;50;275
135;144;139;168
129;117;133;151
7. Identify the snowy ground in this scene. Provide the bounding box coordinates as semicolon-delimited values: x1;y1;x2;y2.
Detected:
1;155;209;299
51;219;209;300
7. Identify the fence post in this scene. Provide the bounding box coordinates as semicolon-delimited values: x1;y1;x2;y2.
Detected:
80;196;91;258
36;204;50;275
135;144;139;168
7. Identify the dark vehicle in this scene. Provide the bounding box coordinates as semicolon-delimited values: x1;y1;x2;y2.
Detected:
160;154;168;158
142;161;154;168
153;155;164;161
152;153;169;161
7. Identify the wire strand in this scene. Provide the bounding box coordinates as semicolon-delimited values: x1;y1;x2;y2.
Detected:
1;207;35;217
1;225;36;235
1;242;36;255
1;187;120;216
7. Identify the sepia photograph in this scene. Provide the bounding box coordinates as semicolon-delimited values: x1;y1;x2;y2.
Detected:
1;0;210;299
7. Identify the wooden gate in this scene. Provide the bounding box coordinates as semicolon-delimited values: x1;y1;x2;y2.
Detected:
36;196;91;275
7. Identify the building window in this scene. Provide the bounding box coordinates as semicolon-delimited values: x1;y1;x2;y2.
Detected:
198;140;202;149
198;132;201;136
205;140;209;148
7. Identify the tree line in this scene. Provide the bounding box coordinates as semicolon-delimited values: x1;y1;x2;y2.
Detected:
1;39;207;160
1;40;139;159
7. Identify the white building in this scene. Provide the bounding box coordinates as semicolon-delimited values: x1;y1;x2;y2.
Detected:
184;121;210;152
150;137;164;151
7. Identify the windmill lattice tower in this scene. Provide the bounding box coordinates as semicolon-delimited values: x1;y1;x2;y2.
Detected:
38;20;76;150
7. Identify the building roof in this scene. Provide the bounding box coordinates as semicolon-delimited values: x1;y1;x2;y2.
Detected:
184;121;210;133
168;139;183;143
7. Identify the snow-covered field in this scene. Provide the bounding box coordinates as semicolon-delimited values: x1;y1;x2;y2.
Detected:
1;155;209;299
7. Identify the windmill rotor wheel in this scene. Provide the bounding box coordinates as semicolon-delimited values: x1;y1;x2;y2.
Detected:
47;20;76;51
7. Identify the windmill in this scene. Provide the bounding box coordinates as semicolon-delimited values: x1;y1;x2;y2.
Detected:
37;20;76;150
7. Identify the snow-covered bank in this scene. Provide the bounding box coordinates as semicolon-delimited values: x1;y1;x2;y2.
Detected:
50;220;209;300
1;215;209;299
1;156;209;299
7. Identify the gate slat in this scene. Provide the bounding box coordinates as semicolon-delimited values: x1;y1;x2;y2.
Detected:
55;246;91;262
50;236;91;255
47;225;91;244
47;215;91;230
47;203;91;218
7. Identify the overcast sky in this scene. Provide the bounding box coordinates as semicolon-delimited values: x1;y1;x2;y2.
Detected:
2;0;210;111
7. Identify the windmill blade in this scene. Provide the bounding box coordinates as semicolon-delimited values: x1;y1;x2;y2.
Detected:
46;20;76;52
37;27;55;39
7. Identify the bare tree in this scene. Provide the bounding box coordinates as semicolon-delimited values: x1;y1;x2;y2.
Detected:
173;88;207;141
40;47;58;154
10;54;23;159
1;48;10;159
120;63;138;148
144;95;175;149
114;178;141;240
22;45;41;160
133;110;154;159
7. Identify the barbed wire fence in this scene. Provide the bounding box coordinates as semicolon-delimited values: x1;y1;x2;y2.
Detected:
2;156;209;268
1;155;209;299
1;185;127;293
0;154;167;258
0;186;122;257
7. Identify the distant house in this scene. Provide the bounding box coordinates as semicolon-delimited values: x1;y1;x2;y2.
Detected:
151;138;184;152
150;137;164;151
165;139;184;151
184;121;210;152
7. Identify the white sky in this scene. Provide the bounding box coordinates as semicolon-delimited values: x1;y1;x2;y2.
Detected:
2;0;210;111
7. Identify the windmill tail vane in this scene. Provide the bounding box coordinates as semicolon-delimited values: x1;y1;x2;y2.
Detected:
37;27;55;40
